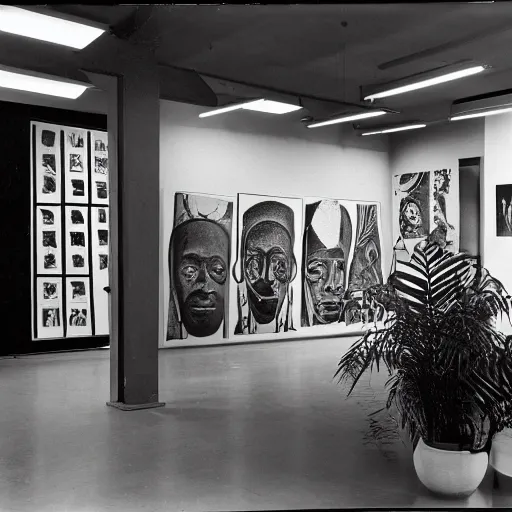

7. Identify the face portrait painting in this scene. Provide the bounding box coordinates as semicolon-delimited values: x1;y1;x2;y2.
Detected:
302;200;352;327
233;199;298;335
170;219;229;338
167;193;233;341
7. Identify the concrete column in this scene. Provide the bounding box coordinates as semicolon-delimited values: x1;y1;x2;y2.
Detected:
101;57;164;410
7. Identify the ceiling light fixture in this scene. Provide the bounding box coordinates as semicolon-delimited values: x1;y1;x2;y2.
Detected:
0;6;106;50
363;64;486;101
199;99;302;118
361;123;427;136
0;65;91;99
242;99;302;114
450;107;512;121
307;110;387;128
450;89;512;121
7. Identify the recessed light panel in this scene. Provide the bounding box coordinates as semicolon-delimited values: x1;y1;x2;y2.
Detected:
0;68;90;99
241;99;302;114
0;6;105;50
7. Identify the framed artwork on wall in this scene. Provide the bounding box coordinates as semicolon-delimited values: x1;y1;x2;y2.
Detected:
393;168;460;263
496;184;512;237
31;121;110;341
166;192;233;342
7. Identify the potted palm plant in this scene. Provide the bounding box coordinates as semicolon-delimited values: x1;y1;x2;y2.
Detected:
335;241;512;497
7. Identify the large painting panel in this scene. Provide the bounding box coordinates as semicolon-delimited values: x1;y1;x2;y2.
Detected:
302;198;384;329
167;192;233;341
232;194;303;336
432;168;459;253
393;169;459;262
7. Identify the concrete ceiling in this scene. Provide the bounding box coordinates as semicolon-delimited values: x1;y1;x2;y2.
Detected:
11;4;512;129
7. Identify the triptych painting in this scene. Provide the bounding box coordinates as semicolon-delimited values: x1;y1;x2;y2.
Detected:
166;192;385;345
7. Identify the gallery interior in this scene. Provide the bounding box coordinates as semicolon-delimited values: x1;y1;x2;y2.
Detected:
3;3;512;510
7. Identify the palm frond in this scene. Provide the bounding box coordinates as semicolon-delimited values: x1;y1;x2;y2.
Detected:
336;241;512;448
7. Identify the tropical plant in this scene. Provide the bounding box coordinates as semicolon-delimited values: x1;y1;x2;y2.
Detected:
335;241;512;451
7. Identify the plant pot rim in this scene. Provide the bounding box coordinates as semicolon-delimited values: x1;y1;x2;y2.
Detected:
420;438;473;455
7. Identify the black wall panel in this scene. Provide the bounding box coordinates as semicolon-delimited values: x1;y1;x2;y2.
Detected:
0;100;108;355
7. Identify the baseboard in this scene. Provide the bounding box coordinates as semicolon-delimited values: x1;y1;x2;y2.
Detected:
106;401;165;411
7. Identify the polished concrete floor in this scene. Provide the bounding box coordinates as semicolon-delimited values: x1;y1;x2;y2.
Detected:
0;337;511;511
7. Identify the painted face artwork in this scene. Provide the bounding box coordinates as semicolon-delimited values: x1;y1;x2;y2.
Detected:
400;198;425;237
243;220;293;324
305;247;345;323
172;220;229;337
302;200;352;327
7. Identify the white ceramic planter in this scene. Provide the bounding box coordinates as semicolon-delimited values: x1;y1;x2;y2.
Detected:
490;427;512;477
413;438;488;497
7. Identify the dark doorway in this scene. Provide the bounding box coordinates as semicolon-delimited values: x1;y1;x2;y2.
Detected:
458;157;481;258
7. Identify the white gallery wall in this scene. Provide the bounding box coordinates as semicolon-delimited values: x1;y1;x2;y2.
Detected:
159;100;391;347
484;113;512;303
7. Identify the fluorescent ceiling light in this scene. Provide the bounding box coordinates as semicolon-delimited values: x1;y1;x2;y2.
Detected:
362;124;427;136
242;99;302;114
364;65;486;101
450;107;512;121
0;6;105;50
307;110;387;128
199;99;301;118
0;67;91;99
199;100;261;118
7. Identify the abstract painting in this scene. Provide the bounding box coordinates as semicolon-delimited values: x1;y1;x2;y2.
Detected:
99;254;108;270
233;194;301;335
41;209;54;225
70;154;83;172
302;199;352;326
395;172;430;240
44;251;57;269
95;140;107;152
42;154;56;175
43;282;58;300
348;204;383;292
67;132;84;148
167;192;233;340
72;254;85;268
96;181;107;199
70;232;85;247
98;230;108;246
70;281;86;301
72;179;84;196
69;309;87;326
71;210;84;224
496;184;512;237
42;130;55;148
95;157;108;175
42;231;57;249
43;175;56;195
430;168;458;251
43;308;60;327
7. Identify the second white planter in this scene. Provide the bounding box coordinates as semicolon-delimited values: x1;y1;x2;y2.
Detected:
413;438;488;497
490;427;512;477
